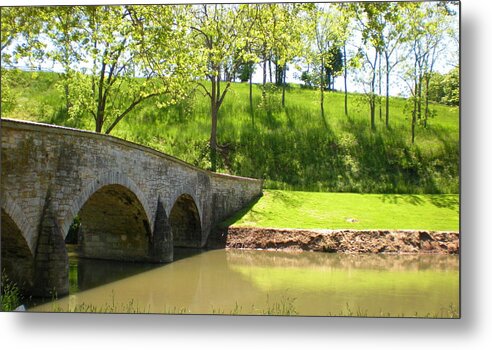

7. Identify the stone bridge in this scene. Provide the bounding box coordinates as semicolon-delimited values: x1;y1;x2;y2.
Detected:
0;119;262;297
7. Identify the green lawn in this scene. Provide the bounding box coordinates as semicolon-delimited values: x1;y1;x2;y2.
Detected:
223;190;459;231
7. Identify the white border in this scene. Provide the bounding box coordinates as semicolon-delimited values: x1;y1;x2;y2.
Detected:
3;1;491;350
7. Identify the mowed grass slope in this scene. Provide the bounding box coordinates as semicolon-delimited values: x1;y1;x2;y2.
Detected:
3;70;459;194
222;190;459;231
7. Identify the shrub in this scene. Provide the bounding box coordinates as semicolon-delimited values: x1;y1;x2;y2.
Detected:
0;271;22;311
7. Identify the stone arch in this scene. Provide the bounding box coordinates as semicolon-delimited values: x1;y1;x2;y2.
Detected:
169;193;202;248
1;206;35;293
0;193;36;254
62;171;153;239
63;173;153;262
169;188;204;230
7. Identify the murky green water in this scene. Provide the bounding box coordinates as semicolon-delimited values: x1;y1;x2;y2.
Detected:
28;249;459;317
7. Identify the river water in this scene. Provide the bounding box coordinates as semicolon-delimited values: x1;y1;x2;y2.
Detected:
28;249;459;317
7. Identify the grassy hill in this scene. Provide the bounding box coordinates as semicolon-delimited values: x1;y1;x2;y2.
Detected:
3;70;459;194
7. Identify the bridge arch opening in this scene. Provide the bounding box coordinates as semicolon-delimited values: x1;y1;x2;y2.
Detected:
1;208;34;294
72;184;152;261
170;194;202;248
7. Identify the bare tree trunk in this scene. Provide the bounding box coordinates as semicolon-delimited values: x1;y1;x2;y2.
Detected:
210;77;218;172
385;52;390;129
249;68;254;127
412;61;417;144
370;50;378;130
412;85;417;144
63;77;71;114
281;63;287;107
262;55;267;102
424;74;430;128
320;80;324;119
320;60;326;128
95;109;104;133
417;73;422;123
370;99;376;130
344;44;348;116
268;57;273;83
95;94;105;133
379;52;382;121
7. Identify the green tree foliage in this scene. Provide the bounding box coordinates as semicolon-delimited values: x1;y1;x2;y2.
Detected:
3;5;192;134
427;67;459;107
1;7;45;116
237;62;255;83
441;67;459;106
324;46;344;91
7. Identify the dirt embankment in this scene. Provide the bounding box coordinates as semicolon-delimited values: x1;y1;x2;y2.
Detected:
209;227;459;254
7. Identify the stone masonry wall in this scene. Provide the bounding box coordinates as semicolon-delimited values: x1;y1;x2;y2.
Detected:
210;173;263;226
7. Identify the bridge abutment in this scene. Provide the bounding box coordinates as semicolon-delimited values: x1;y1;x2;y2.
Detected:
150;199;173;262
32;198;69;297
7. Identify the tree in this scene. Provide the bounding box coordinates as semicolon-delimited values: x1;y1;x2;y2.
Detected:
44;7;84;116
300;70;316;89
84;5;191;134
6;5;192;134
237;62;255;83
441;66;459;106
401;2;454;142
352;2;386;130
273;4;310;107
306;4;346;125
379;3;406;128
324;45;343;91
251;3;309;109
238;3;262;122
427;66;459;106
189;4;256;171
421;5;454;127
332;3;355;117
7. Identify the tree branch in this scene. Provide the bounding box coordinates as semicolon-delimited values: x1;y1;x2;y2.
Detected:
104;92;160;134
196;81;212;99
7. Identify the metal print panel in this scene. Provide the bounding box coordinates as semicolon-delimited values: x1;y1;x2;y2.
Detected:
0;1;460;317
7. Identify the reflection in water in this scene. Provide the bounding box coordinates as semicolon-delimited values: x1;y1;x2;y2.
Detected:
29;249;459;317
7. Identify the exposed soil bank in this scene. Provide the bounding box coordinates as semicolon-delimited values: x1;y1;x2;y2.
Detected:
210;227;459;254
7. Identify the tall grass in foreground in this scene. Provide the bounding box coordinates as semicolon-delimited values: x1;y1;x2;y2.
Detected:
4;71;459;193
0;271;22;311
43;294;459;318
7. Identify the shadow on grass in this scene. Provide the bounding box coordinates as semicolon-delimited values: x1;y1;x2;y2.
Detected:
427;195;459;211
378;194;459;211
379;194;425;206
